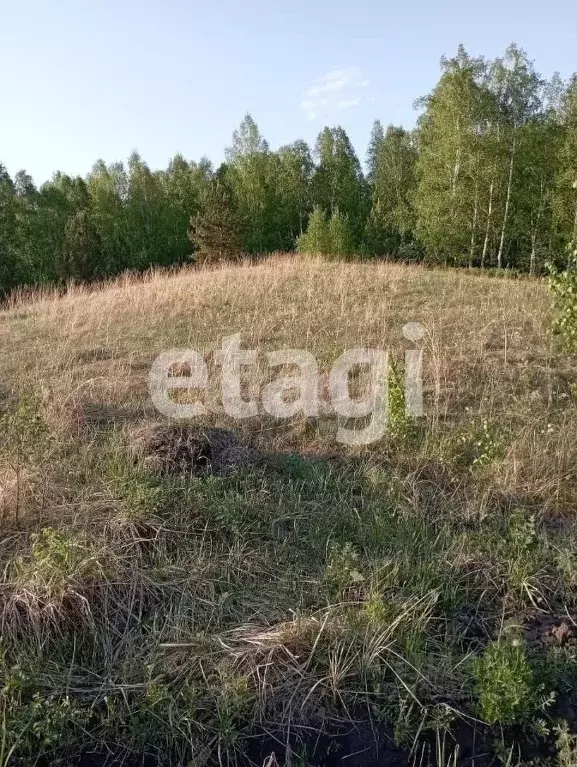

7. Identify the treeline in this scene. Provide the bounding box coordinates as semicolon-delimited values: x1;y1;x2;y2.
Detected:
2;43;577;295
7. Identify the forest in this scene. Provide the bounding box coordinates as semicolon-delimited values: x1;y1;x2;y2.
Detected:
1;42;577;295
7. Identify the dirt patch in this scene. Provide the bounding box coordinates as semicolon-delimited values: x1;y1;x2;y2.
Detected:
524;612;577;650
129;423;256;476
245;721;409;767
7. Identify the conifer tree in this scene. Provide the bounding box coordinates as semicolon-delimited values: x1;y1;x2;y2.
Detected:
188;182;244;264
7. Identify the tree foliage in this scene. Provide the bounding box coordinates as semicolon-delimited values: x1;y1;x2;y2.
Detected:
2;46;577;295
188;181;244;265
297;206;354;258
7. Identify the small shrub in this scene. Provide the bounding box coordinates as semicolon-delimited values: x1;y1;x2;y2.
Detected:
0;649;89;761
327;208;355;259
387;361;413;443
12;527;106;606
555;721;577;767
0;393;51;521
548;246;577;351
471;638;547;725
297;207;355;258
449;409;503;471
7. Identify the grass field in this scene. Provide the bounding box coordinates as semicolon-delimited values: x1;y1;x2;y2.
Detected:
1;255;577;765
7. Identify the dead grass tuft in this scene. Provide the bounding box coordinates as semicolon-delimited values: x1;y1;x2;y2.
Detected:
128;422;256;476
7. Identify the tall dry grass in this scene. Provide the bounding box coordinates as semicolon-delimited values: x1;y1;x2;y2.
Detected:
0;253;572;510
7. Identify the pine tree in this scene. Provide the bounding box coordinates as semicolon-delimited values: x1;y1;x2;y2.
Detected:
188;182;244;264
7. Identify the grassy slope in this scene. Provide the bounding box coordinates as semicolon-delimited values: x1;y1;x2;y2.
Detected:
0;255;576;765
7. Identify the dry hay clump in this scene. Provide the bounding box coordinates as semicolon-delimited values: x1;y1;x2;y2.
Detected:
129;423;256;476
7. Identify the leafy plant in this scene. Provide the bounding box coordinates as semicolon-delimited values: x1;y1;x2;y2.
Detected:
387;361;413;443
548;245;577;351
297;206;355;258
12;527;105;604
450;410;504;471
0;394;51;521
471;639;548;725
555;721;577;767
324;542;364;600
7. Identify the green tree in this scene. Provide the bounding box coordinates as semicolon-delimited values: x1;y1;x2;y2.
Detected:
87;160;129;274
312;126;367;245
328;209;355;258
125;152;168;269
365;123;417;257
225;114;280;253
514;114;561;273
553;76;577;267
274;140;313;248
489;44;544;268
296;206;330;255
36;173;93;281
0;165;20;294
159;154;213;264
415;46;490;266
60;210;103;280
188;181;244;264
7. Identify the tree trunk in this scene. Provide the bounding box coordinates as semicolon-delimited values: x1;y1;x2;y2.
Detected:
451;145;461;198
571;196;577;268
530;182;545;276
481;178;494;269
497;134;517;270
530;232;537;275
469;185;479;268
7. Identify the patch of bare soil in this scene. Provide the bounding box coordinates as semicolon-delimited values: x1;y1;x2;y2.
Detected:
524;612;577;651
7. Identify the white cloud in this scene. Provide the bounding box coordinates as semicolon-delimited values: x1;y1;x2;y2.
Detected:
336;97;361;110
299;67;370;121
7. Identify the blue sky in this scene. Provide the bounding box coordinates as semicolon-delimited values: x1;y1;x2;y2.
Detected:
2;0;576;183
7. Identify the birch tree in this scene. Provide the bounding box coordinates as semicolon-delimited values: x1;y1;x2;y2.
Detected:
489;45;543;268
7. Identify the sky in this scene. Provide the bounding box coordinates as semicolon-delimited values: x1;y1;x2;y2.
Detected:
1;0;577;184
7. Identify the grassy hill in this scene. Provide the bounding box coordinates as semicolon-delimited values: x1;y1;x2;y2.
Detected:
0;256;576;765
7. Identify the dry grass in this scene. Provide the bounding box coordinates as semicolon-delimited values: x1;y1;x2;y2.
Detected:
1;254;574;506
0;254;576;765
